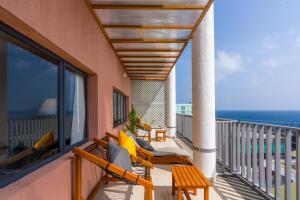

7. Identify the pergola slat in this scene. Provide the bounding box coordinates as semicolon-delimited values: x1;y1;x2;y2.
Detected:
125;67;172;70
120;55;177;58
92;4;206;10
86;0;213;80
103;24;194;29
122;61;175;64
116;48;182;52
111;38;188;43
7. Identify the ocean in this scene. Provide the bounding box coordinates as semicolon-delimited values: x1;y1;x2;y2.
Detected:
216;110;300;128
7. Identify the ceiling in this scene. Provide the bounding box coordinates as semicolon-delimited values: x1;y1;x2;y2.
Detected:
86;0;213;80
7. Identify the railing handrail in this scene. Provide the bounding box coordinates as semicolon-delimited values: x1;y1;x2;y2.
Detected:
177;113;300;132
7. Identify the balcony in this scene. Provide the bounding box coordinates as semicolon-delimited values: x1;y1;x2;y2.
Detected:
91;136;267;200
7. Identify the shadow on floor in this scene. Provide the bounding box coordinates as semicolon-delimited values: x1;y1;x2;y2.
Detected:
94;182;134;200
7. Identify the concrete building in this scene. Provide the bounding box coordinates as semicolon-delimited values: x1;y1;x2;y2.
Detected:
176;104;193;115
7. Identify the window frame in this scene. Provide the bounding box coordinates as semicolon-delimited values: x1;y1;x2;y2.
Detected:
0;22;88;188
113;89;127;128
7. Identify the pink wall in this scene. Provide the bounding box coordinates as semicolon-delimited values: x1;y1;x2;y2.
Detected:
0;0;131;199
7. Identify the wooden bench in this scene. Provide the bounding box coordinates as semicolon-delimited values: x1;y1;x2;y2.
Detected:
171;166;212;200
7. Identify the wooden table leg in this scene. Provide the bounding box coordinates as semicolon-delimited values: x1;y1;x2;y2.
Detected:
172;175;175;195
177;188;182;200
204;187;209;200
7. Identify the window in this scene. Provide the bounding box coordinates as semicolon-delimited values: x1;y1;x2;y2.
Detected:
113;90;127;127
0;23;87;188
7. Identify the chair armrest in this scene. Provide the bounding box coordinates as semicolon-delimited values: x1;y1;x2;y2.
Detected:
106;132;119;141
130;154;154;169
136;146;154;158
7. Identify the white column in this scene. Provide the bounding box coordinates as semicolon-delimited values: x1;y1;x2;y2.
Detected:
192;3;216;179
0;38;8;148
166;66;176;137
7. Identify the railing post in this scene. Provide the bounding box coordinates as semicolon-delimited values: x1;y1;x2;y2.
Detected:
252;124;258;185
216;121;220;160
236;123;241;173
222;122;226;173
275;128;281;200
241;123;246;178
225;122;229;166
229;122;233;172
232;122;237;172
259;125;266;190
218;122;222;161
266;126;273;196
246;123;251;181
285;129;291;200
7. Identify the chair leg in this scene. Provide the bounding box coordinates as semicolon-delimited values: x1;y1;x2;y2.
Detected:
75;155;82;200
145;187;153;200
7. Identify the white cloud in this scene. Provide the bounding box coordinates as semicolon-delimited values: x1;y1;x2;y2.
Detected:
261;58;280;68
215;50;245;80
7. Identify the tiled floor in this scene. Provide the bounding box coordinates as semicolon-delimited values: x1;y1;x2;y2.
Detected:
95;138;267;200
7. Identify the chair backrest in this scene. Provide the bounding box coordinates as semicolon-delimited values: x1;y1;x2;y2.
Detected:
143;124;152;131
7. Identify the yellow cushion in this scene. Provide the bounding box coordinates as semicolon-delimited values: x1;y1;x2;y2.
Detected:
119;131;136;156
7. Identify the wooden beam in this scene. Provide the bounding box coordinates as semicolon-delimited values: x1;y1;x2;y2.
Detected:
120;55;177;58
124;64;173;67
131;77;166;81
111;38;188;43
164;0;214;78
129;74;167;77
127;71;169;74
189;0;214;40
92;4;206;10
116;48;181;52
126;68;171;71
84;0;126;72
103;24;194;29
122;61;175;64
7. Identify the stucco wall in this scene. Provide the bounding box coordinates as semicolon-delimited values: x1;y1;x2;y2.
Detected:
0;0;131;199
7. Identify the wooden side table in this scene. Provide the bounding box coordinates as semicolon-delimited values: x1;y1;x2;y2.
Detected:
171;166;212;200
155;129;167;142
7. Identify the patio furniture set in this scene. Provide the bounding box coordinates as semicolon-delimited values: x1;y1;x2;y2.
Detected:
72;123;211;200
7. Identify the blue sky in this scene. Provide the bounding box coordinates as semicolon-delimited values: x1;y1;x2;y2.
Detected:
176;0;300;110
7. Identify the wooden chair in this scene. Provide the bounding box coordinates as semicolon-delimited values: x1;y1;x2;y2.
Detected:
105;132;193;166
72;138;154;200
136;123;152;143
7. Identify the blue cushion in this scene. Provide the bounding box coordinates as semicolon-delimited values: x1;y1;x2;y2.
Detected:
136;138;155;152
125;130;137;140
108;141;132;171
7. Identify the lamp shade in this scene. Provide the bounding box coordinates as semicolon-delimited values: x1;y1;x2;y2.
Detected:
39;98;57;115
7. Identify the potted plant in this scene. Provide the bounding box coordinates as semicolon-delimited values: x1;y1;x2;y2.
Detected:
126;105;139;134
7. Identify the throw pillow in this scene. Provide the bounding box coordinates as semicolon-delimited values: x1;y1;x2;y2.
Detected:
119;131;137;156
136;138;155;152
108;141;132;171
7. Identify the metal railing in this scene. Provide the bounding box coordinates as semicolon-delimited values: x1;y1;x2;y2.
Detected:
176;114;300;200
7;116;58;148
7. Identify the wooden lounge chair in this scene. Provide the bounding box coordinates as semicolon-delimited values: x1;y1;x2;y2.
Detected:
104;132;193;166
72;138;154;200
136;123;152;143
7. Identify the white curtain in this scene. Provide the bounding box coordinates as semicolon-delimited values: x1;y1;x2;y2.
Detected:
70;75;85;145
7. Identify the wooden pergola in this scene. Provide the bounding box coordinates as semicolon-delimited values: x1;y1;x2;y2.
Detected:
86;0;214;80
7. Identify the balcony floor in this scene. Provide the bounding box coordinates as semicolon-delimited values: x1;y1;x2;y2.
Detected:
95;138;267;200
